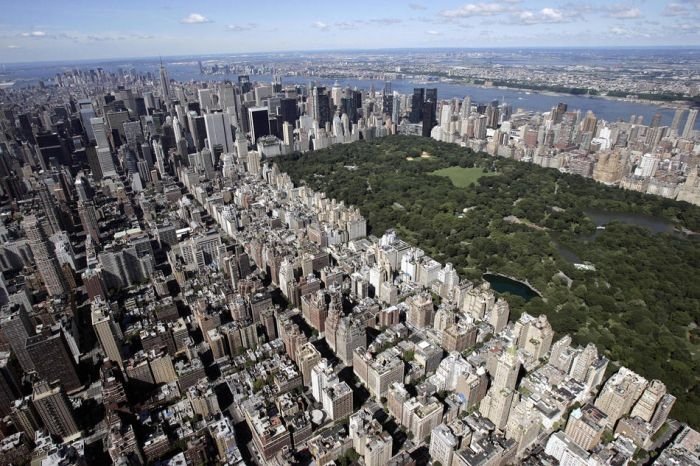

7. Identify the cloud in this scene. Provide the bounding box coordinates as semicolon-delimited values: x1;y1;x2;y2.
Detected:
440;3;508;17
180;13;211;24
662;1;700;16
369;18;403;25
426;30;441;35
7;45;19;48
516;8;569;24
409;2;427;9
21;31;47;37
311;19;401;31
227;23;258;32
609;7;641;19
609;25;651;38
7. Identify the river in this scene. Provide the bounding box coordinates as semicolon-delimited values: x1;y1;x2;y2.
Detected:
3;59;696;129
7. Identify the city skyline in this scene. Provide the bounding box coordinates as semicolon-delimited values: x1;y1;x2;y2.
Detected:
1;0;700;62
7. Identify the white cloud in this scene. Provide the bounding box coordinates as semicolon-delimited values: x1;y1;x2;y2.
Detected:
610;7;641;19
21;31;47;37
440;3;508;17
516;8;570;24
227;23;258;32
609;25;651;38
313;21;329;30
426;30;442;35
180;13;211;24
7;45;19;48
409;2;427;10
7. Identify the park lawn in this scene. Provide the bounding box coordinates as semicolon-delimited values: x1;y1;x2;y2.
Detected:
430;166;498;188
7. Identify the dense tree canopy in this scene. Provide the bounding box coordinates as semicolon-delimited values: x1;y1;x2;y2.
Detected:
277;135;700;428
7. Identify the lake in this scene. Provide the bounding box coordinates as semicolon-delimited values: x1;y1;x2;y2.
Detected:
584;209;675;234
483;273;541;301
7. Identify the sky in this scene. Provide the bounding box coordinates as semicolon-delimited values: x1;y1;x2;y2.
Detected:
0;0;699;62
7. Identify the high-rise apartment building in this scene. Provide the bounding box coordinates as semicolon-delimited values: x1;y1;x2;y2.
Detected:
31;379;79;441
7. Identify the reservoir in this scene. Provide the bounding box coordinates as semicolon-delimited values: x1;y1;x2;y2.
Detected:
585;210;675;234
483;273;541;301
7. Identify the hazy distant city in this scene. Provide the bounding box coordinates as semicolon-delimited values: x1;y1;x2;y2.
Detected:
0;1;699;466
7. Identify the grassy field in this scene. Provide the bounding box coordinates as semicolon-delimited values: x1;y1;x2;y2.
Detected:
430;166;498;188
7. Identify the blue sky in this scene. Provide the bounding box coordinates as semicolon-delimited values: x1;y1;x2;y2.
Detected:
0;0;699;62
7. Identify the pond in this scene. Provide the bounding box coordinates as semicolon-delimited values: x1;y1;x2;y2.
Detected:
483;273;541;301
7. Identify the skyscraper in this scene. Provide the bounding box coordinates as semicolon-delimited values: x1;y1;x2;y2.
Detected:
248;107;271;143
159;60;171;100
22;215;66;297
410;88;425;123
279;98;298;125
682;108;698;138
26;328;81;393
312;87;331;128
670;108;686;133
92;299;124;369
0;306;35;373
31;379;80;441
204;112;234;154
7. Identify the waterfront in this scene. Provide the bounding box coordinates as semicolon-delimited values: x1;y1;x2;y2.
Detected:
3;58;696;129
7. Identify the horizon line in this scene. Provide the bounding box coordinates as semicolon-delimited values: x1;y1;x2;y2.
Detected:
2;44;700;67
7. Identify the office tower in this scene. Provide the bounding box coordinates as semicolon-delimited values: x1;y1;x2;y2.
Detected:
461;96;472;118
78;201;100;244
32;379;79;441
426;88;437;109
22;215;66;296
92;299;124;369
682;108;697;138
279;98;297;125
670;108;686;133
26;328;81;392
36;181;61;235
410;88;425;123
159;60;171;100
248;107;271;143
238;75;252;94
312;87;331;128
552;102;568;123
422;101;436;138
219;82;237;114
204;112;234;154
391;95;401;125
382;82;393;116
0;352;21;416
18;113;35;144
0;306;35;372
189;113;207;151
90;117;110;149
198;88;215;111
97;147;118;178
